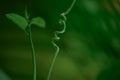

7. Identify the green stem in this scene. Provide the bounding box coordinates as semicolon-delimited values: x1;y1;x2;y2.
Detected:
63;0;76;15
46;41;60;80
46;0;76;80
28;26;36;80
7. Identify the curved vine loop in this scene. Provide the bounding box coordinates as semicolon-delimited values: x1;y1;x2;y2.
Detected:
47;0;76;80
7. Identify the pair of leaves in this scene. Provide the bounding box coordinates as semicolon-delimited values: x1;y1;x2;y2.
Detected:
6;13;45;31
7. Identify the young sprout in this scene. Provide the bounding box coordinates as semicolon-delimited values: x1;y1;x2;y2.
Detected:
6;8;45;80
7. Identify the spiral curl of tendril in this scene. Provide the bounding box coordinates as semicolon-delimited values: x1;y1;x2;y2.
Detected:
47;0;76;80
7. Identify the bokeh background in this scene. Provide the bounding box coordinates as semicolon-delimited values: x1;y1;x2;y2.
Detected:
0;0;120;80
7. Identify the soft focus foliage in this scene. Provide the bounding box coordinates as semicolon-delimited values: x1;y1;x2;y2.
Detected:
0;0;120;80
31;17;45;28
6;13;28;30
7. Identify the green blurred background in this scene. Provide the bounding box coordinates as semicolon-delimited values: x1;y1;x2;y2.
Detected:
0;0;120;80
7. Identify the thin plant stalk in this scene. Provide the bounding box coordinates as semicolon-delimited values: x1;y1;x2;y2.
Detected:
46;41;59;80
46;0;76;80
28;26;36;80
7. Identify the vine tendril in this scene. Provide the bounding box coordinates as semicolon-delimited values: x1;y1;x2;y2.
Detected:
46;0;76;80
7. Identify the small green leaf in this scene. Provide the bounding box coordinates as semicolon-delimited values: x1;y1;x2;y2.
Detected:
31;17;45;28
6;13;28;30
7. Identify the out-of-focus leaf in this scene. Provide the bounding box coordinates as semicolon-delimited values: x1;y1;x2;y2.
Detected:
0;70;11;80
31;17;45;28
6;13;28;30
